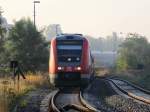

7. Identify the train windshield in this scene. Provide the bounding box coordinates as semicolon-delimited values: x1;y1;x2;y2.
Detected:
57;45;82;50
57;40;83;66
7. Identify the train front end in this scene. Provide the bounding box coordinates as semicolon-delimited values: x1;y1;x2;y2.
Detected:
49;34;93;87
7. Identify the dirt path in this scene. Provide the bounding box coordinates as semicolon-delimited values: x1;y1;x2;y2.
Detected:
14;88;52;112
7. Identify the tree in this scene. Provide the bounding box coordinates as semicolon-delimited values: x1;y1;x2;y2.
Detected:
0;7;6;42
0;7;7;63
5;18;49;71
44;24;62;41
116;33;149;70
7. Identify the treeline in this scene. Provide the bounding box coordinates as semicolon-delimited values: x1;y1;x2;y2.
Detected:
86;32;123;51
0;18;49;71
116;34;150;71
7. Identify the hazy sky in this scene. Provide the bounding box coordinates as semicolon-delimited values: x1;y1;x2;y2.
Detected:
1;0;150;38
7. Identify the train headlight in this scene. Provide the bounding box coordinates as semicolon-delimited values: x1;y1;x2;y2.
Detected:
58;67;64;70
76;66;81;70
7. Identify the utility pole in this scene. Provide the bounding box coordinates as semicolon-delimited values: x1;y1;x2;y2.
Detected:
33;1;40;27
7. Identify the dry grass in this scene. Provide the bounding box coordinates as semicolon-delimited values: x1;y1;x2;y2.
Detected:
95;67;110;77
0;72;50;112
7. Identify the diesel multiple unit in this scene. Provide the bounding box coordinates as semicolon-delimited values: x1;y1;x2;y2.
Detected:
49;34;94;87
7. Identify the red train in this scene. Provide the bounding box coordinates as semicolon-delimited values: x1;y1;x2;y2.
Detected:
49;34;94;87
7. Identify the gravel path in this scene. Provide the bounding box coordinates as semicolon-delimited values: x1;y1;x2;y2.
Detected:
14;88;52;112
83;77;150;112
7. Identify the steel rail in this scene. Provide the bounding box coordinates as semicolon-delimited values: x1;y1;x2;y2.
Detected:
79;91;100;112
107;78;150;105
50;89;99;112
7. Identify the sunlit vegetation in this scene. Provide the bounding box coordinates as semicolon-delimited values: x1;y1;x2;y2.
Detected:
0;72;50;112
95;67;110;77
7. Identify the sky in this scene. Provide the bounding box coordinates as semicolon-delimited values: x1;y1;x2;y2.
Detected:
1;0;150;38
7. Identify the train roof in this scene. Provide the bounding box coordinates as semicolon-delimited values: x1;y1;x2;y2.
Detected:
56;34;86;40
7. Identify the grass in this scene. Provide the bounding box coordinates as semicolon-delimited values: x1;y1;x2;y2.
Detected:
0;71;51;112
112;68;150;91
95;67;150;91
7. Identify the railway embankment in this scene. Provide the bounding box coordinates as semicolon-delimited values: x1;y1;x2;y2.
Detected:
83;77;150;112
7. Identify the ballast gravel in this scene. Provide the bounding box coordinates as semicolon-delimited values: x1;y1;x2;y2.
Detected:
82;77;150;112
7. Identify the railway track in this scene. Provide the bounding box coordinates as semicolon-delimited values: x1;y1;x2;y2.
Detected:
41;88;99;112
51;88;99;112
107;78;150;105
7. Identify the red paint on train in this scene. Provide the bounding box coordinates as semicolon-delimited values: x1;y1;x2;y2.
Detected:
49;34;94;87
